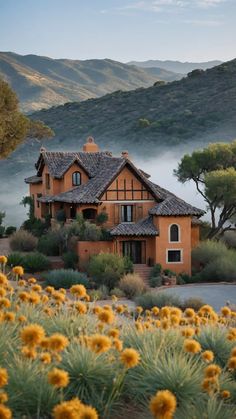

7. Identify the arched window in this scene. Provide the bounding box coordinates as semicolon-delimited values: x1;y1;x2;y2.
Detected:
170;224;180;242
72;171;81;186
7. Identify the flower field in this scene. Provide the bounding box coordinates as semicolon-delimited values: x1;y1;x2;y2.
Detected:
1;258;236;418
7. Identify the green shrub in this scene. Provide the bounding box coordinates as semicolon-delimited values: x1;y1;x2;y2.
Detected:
88;253;129;290
222;231;236;249
135;291;182;309
149;275;162;287
7;252;24;267
119;273;146;299
5;226;17;236
150;263;162;277
37;231;63;256
10;229;38;252
181;297;206;311
80;222;102;241
110;287;125;298
96;212;108;225
44;269;89;289
178;273;193;284
22;252;50;273
62;251;78;269
163;268;176;277
0;226;5;238
22;217;48;237
192;240;229;266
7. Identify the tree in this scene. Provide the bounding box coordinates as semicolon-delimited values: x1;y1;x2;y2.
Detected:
0;78;54;158
174;141;236;239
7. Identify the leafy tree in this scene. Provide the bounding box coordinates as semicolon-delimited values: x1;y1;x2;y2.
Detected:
174;141;236;238
0;78;54;158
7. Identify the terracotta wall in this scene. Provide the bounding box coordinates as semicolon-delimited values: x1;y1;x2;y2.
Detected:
77;241;114;268
30;183;43;219
154;216;192;275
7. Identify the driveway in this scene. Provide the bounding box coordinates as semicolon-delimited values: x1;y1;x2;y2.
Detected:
162;284;236;312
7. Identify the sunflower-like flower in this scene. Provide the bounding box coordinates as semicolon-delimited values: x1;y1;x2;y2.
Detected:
98;309;115;324
89;334;112;354
149;389;177;419
204;364;221;378
18;291;29;302
151;307;159;317
20;323;45;347
221;306;231;317
45;286;55;294
183;339;201;354
120;348;140;369
184;308;195;318
18;315;27;323
12;266;24;277
28;292;40;305
0;256;7;265
136;306;143;315
48;368;69;388
48;333;69;353
181;327;195;338
75;301;87;314
21;346;37;359
0;404;12;419
0;298;11;309
3;312;15;322
227;356;236;370
70;284;87;299
31;284;42;293
52;398;82;419
0;274;8;287
0;288;6;298
0;368;8;387
79;405;99;419
160;307;171;319
221;390;230;399
0;391;8;403
202;377;217;393
40;352;52;364
108;328;120;339
113;338;123;352
202;350;214;363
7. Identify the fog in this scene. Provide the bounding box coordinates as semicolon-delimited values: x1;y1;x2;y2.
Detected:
0;147;209;228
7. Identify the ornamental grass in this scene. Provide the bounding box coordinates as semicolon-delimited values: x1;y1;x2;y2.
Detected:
1;258;236;417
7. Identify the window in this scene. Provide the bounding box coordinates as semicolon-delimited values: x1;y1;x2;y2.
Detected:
121;205;133;222
37;193;42;208
82;208;97;220
167;250;182;263
72;171;81;186
170;224;180;242
45;174;50;189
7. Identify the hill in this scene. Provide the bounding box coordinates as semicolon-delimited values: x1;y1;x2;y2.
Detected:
127;59;222;74
0;52;180;113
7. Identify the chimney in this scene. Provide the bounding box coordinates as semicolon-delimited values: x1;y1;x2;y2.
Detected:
121;150;129;159
83;136;100;153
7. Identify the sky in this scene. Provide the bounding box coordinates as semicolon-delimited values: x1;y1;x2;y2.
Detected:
0;0;235;62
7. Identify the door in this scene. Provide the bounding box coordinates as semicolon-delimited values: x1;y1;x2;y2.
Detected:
122;241;144;264
70;205;77;219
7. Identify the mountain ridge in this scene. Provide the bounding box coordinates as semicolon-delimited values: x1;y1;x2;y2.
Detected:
127;59;222;74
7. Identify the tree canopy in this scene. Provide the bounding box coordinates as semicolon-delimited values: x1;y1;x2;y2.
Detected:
0;78;54;158
174;141;236;238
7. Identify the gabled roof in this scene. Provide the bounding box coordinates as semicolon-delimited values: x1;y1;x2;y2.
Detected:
149;195;204;217
25;175;42;184
110;216;158;236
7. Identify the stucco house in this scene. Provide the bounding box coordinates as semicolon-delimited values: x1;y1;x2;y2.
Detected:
25;137;204;275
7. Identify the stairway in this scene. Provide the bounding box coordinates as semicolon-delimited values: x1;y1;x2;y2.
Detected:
133;264;152;284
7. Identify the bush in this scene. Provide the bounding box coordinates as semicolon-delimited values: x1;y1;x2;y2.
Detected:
10;230;38;252
119;273;146;299
149;275;162;288
222;231;236;249
37;231;63;256
88;253;130;290
62;251;78;269
44;269;89;289
110;287;125;298
96;212;108;225
22;252;50;273
135;291;182;309
7;252;24;267
22;217;48;237
150;263;162;278
5;226;17;236
163;268;176;277
181;297;206;311
0;226;5;238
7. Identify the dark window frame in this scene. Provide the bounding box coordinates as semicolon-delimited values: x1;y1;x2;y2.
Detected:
121;205;133;223
167;250;182;263
72;171;81;186
170;224;180;242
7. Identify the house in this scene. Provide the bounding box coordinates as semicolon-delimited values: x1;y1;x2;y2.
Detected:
25;137;204;275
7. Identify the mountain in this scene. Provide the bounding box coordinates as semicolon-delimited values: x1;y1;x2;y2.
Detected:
0;52;181;113
127;59;222;74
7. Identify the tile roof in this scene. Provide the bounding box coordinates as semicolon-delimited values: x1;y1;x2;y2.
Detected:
110;216;158;236
25;175;42;184
149;195;204;217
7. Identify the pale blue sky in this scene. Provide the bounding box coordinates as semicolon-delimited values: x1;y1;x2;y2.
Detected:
0;0;235;62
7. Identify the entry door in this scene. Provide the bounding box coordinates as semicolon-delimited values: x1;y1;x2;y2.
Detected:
122;241;144;264
70;205;77;219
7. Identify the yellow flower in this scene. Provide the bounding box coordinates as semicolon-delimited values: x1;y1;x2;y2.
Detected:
41;295;49;304
45;286;55;294
18;315;27;323
20;324;45;347
98;309;115;324
48;334;69;352
0;275;8;287
75;302;87;314
70;284;87;299
18;279;26;287
160;307;171;319
151;307;159;316
79;405;99;419
52;291;66;304
113;338;123;352
12;266;24;277
18;291;29;302
227;356;236;370
136;306;143;314
0;298;11;309
40;352;52;364
0;256;7;265
181;327;195;338
221;390;230;399
3;312;15;322
0;404;12;419
231;347;236;357
204;364;221;378
111;294;118;302
28;278;37;284
183;339;201;354
108;328;120;339
184;308;195;318
32;284;42;293
150;389;177;419
21;346;37;359
28;292;40;305
170;315;180;327
90;335;112;354
0;392;8;403
202;377;217;393
92;306;102;315
0;369;8;387
221;306;231;317
0;288;6;298
116;305;125;314
120;348;140;369
202;350;214;363
48;368;69;388
52;398;82;419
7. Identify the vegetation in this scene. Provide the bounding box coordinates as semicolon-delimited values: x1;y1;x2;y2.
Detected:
0;78;54;158
9;229;38;252
0;257;236;418
22;252;51;273
175;141;236;239
192;241;236;282
44;269;89;289
88;253;133;290
119;273;146;299
135;291;182;310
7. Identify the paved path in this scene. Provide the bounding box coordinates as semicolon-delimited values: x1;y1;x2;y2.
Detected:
161;284;236;312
